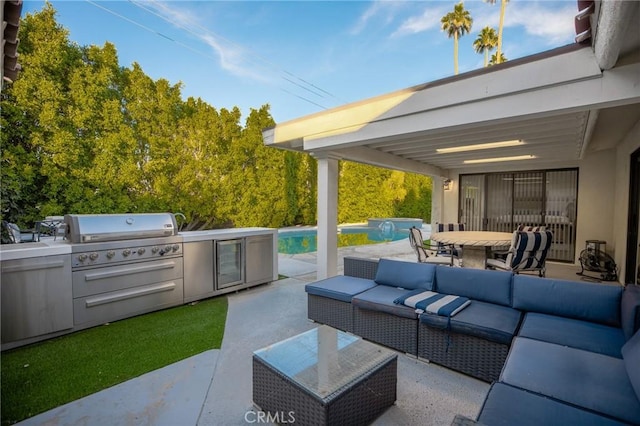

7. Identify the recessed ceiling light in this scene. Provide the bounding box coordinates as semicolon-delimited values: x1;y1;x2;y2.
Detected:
464;155;536;164
437;140;525;154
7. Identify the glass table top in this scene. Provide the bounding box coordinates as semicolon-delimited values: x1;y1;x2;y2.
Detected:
253;325;396;400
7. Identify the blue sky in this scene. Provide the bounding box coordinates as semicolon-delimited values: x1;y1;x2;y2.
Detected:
22;1;579;123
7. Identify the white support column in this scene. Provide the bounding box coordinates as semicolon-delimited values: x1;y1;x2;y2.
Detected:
315;153;340;280
431;176;445;230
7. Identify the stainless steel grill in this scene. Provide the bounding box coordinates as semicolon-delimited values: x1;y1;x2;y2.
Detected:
64;213;177;244
63;213;184;329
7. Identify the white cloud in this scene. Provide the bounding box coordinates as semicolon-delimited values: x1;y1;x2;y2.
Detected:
471;1;576;45
391;6;449;38
470;6;500;32
351;1;384;35
350;0;410;35
508;3;576;45
200;34;270;82
138;0;269;81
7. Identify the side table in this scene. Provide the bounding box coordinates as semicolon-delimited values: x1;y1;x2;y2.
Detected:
253;325;397;425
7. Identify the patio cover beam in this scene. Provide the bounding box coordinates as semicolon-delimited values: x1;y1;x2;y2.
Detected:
302;60;640;153
334;146;446;178
264;46;596;150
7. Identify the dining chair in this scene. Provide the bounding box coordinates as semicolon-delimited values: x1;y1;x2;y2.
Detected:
516;225;546;231
491;225;546;259
486;230;553;277
435;222;465;257
408;226;459;266
1;221;41;243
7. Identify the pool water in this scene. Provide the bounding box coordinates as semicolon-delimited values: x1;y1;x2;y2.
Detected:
278;227;410;255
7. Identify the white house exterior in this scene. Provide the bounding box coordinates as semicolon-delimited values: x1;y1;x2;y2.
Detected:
263;0;640;283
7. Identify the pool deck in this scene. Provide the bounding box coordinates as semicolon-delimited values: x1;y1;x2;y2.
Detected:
16;228;583;426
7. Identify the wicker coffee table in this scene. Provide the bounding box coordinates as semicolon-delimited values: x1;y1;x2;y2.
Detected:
253;325;397;425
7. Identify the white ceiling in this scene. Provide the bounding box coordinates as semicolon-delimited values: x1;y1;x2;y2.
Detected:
367;111;589;171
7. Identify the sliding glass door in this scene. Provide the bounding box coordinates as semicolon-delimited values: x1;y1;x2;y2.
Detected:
460;169;578;262
459;175;485;231
545;170;578;262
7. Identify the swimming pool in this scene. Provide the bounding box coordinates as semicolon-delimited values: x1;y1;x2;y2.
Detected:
278;226;411;255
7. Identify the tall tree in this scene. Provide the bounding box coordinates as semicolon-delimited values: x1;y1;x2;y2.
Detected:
485;0;509;64
489;52;508;65
473;26;498;67
441;2;473;75
7;3;85;220
3;3;436;231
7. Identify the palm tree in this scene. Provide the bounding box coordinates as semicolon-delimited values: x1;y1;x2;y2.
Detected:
441;2;473;75
473;26;498;67
485;0;509;64
489;52;507;65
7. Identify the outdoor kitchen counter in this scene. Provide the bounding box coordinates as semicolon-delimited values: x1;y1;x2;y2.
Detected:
0;238;71;261
179;227;277;242
0;228;277;260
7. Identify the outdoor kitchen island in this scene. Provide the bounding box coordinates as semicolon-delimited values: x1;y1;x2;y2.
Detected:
0;221;278;350
180;228;278;303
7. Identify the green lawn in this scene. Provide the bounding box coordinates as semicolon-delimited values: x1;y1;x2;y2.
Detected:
1;297;227;425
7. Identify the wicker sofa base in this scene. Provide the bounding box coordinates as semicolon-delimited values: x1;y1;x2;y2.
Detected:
343;256;379;280
418;324;509;383
308;294;353;332
253;354;397;426
353;307;418;355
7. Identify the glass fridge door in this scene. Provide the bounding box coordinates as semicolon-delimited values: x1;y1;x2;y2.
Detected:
216;239;244;289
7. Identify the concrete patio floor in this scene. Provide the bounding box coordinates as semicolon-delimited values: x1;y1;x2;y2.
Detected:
16;237;585;426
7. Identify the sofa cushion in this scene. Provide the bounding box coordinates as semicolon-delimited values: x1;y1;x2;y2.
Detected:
394;290;470;317
512;275;622;327
518;312;626;358
434;267;513;306
621;284;640;340
374;258;436;290
500;337;640;424
352;285;419;319
622;329;640;403
478;383;627;426
305;276;377;303
419;300;521;345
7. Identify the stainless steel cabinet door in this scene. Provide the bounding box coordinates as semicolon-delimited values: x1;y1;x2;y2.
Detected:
183;241;215;302
1;254;73;343
245;234;274;285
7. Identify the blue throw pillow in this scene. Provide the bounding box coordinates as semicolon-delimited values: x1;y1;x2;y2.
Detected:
374;258;436;290
622;284;640;341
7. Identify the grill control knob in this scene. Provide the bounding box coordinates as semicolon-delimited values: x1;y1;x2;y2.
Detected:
122;249;131;257
164;245;172;252
151;246;159;254
137;248;146;255
89;252;99;261
78;254;88;262
106;250;115;259
172;244;180;252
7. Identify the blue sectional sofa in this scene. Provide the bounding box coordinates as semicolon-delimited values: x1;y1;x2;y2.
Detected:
304;257;640;425
477;276;640;425
417;266;520;382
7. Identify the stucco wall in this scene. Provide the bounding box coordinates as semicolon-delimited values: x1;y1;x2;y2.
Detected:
613;119;640;282
443;174;459;223
575;149;616;263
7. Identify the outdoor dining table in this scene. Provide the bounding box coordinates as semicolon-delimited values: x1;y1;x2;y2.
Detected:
430;231;513;269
